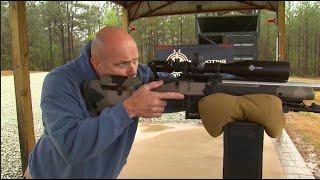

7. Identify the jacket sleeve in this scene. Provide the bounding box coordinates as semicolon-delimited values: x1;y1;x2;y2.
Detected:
40;71;133;166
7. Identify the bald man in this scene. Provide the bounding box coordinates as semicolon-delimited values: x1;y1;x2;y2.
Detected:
26;26;184;179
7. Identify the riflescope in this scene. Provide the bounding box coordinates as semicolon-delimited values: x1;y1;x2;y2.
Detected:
148;60;290;82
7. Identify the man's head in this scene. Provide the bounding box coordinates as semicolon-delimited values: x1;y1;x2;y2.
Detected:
90;26;139;77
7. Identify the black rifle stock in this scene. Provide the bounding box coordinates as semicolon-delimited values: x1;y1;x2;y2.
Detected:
81;59;320;117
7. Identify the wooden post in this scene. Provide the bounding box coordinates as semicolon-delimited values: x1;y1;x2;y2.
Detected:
9;1;35;175
277;1;286;61
122;8;129;32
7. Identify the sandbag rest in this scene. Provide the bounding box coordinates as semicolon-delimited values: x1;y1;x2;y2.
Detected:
198;93;286;138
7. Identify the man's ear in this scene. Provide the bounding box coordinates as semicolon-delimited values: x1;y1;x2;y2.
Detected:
90;57;101;75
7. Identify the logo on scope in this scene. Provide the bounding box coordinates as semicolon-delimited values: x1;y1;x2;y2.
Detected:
166;49;191;63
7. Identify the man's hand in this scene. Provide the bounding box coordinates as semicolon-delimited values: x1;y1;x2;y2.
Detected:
123;80;185;118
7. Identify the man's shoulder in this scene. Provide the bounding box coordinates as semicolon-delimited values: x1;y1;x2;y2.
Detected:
137;63;152;84
45;65;69;82
43;64;76;90
41;66;80;99
138;63;150;73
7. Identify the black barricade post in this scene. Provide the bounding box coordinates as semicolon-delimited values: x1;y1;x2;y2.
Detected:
223;121;264;179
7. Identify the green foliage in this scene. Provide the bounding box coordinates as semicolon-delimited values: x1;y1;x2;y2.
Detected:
1;1;12;70
285;1;320;76
257;10;278;61
103;6;122;27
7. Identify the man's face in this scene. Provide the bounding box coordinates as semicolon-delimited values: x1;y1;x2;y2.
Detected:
93;38;139;77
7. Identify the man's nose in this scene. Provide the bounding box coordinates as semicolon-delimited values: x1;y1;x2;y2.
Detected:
127;62;137;77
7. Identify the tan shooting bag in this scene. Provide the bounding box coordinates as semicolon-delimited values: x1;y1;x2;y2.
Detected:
198;93;286;138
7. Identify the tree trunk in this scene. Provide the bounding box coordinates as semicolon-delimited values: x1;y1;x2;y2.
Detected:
142;45;145;64
71;25;75;59
266;24;269;60
170;18;174;44
66;2;72;61
298;25;301;76
315;31;318;76
317;31;320;77
287;34;292;73
67;22;71;61
70;1;77;59
48;17;54;70
149;27;152;62
304;8;308;76
156;27;159;45
60;23;66;64
180;16;183;44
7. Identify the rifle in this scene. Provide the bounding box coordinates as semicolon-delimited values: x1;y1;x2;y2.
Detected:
81;55;320;117
81;55;319;180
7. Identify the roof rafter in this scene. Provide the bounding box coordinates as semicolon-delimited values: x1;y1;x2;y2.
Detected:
131;6;266;20
147;1;152;11
236;1;271;10
131;1;143;21
133;1;177;20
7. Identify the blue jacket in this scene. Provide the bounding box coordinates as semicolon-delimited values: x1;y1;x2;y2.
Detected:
28;41;155;178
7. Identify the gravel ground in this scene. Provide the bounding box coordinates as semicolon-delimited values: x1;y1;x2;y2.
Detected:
0;72;200;179
1;73;47;179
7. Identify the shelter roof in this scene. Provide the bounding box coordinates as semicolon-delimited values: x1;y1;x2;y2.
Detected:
112;1;278;21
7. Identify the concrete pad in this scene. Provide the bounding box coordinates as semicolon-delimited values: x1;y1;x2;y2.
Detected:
118;123;286;179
